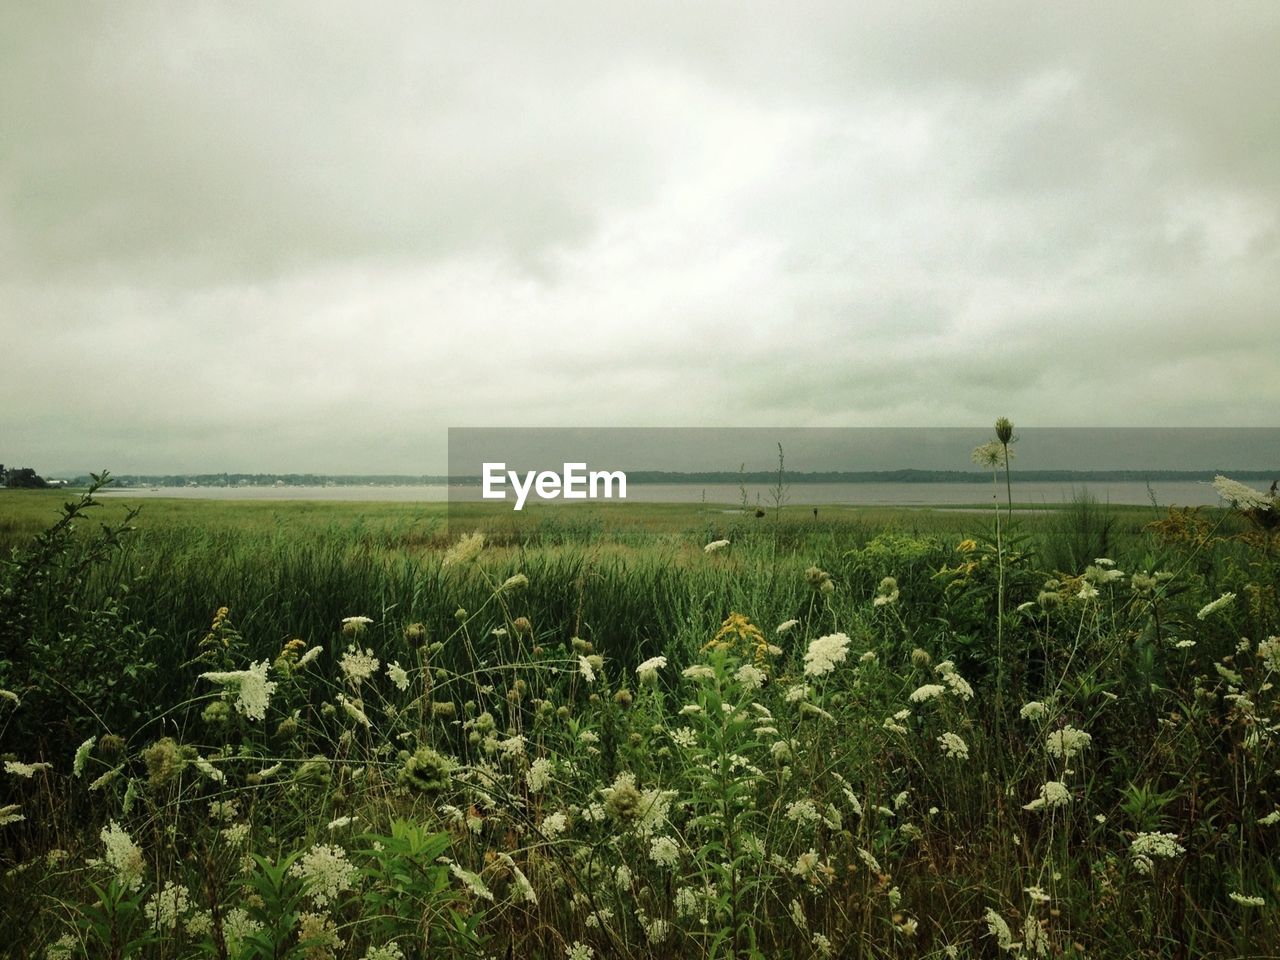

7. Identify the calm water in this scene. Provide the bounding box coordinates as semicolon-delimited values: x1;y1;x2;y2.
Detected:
101;480;1227;507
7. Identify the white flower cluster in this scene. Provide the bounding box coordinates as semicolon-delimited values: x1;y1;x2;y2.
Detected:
1045;726;1091;759
937;732;969;760
339;646;380;685
803;632;851;678
289;843;359;907
200;660;278;721
1022;781;1071;812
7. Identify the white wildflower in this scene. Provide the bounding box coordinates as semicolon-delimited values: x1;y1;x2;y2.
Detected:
937;732;969;760
908;683;946;704
776;619;800;634
735;664;766;690
577;655;596;683
1230;891;1266;907
144;881;192;929
100;821;145;890
1020;701;1047;721
339;645;379;685
5;760;51;778
1197;592;1236;620
636;656;667;684
650;835;680;866
1213;475;1272;511
290;843;359;907
526;757;553;793
1046;726;1091;759
385;661;409;691
1130;832;1185;862
803;632;851;677
73;737;96;778
449;861;494;901
704;539;730;554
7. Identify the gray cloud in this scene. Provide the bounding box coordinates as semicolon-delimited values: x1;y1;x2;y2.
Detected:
2;2;1278;474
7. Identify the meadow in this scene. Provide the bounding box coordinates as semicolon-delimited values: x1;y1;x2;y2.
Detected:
1;470;1278;959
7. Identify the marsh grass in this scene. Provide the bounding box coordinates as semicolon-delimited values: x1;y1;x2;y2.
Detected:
2;484;1278;958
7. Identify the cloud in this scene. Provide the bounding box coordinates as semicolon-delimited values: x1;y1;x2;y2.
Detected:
2;2;1278;473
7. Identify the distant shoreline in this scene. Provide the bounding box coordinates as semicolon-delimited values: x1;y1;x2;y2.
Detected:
55;468;1277;489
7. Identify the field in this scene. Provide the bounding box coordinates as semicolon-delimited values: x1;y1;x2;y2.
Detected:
2;479;1278;959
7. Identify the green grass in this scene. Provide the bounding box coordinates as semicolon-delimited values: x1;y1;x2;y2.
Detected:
2;484;1277;959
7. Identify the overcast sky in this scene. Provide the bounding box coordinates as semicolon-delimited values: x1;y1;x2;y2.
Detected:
3;3;1278;475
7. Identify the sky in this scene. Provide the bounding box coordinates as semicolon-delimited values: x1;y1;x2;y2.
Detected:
3;3;1279;475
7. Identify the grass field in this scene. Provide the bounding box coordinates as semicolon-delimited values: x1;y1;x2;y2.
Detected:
2;480;1278;959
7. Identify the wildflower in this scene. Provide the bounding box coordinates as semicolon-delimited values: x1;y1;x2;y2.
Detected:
526;757;553;793
1229;892;1266;907
1130;831;1185;866
5;760;51;778
937;732;969;759
786;799;821;824
682;664;716;681
983;908;1015;951
298;912;344;955
71;737;96;778
290;844;359;907
0;689;19;707
791;848;823;879
650;835;680;866
447;861;494;901
670;727;697;749
341;615;374;637
1213;475;1272;511
812;933;833;956
541;811;568;838
578;655;596;683
144;881;192;929
564;943;594;960
935;660;974;700
339;646;379;685
499;573;529;592
704;539;730;553
362;945;406;960
298;646;323;666
442;531;485;567
337;694;372;729
100;821;145;890
1045;726;1091;759
1020;701;1047;721
497;852;537;905
1078;581;1099;600
385;661;409;691
786;683;810;702
1022;781;1071;811
636;656;667;685
873;576;900;607
972;442;1006;468
0;804;23;826
803;632;851;677
790;898;807;928
776;619;800;634
908;683;946;703
735;664;766;690
193;756;224;782
1197;592;1236;620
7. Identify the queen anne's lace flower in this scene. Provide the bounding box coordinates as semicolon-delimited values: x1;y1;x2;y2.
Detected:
100;820;145;890
339;646;379;685
1197;592;1236;620
200;660;277;721
803;633;850;677
290;844;359;907
636;656;667;684
937;732;969;760
1045;726;1091;759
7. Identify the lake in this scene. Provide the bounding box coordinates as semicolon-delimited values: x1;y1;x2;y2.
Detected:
100;480;1230;507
